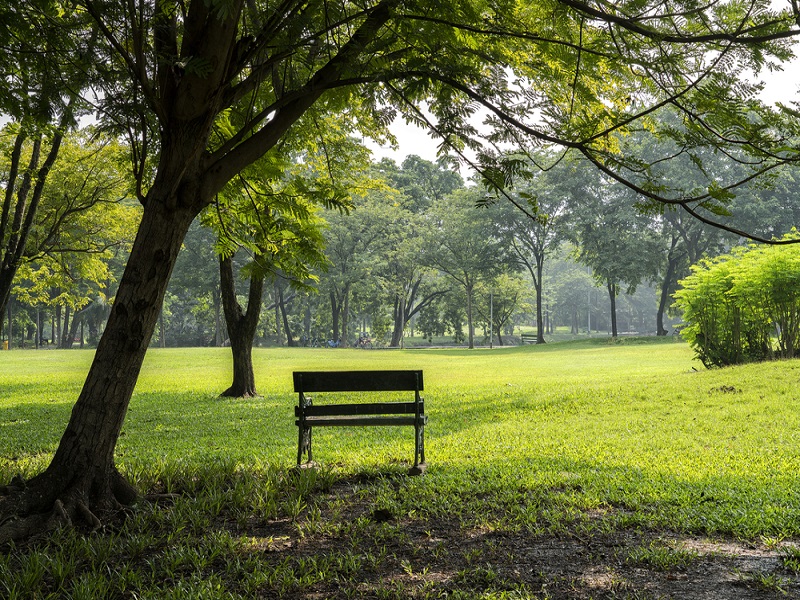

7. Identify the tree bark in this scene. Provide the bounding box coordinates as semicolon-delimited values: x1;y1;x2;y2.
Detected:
0;197;197;543
219;254;264;397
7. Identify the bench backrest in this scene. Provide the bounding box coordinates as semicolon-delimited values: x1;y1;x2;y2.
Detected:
293;370;423;393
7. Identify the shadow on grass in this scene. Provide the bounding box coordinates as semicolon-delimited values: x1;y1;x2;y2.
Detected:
2;451;799;599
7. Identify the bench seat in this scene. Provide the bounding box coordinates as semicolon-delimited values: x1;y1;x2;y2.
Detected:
293;370;426;474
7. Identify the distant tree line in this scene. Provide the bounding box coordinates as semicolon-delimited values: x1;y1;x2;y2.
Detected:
5;138;799;352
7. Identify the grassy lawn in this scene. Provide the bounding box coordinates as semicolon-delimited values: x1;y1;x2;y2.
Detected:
2;338;799;598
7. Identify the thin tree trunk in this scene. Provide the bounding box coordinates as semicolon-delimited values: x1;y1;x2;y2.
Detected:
466;285;475;349
278;285;295;347
330;291;340;342
219;254;264;397
390;295;405;347
0;123;67;323
60;306;72;349
341;283;351;346
54;305;62;347
303;304;311;342
214;286;224;346
608;281;618;338
657;238;680;336
534;259;546;344
273;283;281;344
64;308;83;349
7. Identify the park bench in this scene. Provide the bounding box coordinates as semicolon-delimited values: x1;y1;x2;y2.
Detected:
293;370;427;475
520;333;537;344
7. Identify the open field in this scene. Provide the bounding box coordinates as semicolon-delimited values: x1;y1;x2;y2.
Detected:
2;338;800;598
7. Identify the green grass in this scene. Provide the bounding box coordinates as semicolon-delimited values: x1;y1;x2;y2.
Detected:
1;338;800;598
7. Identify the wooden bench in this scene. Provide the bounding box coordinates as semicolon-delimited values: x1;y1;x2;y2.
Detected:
293;370;427;475
521;333;537;344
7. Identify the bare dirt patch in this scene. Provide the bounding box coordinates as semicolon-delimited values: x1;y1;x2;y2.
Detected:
248;477;800;599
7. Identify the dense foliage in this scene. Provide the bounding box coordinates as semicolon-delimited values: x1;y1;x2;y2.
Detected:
674;232;800;367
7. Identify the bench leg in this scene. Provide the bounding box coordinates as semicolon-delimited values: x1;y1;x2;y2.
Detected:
409;423;426;475
297;425;313;465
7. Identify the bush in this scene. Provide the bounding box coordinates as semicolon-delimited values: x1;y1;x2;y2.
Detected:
674;232;800;367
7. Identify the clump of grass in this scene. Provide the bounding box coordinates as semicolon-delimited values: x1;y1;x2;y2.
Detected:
780;545;800;574
737;570;791;595
624;540;699;571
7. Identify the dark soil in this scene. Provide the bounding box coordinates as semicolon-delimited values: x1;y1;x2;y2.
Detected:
243;477;800;599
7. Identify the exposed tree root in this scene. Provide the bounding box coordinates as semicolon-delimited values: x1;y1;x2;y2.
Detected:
0;499;70;545
76;500;102;533
0;468;139;545
219;386;261;398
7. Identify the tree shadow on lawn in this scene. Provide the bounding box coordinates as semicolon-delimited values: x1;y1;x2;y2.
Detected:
4;386;800;598
3;455;799;599
230;460;800;599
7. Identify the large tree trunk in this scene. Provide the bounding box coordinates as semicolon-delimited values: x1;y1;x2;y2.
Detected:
0;198;197;544
219;254;264;398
